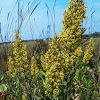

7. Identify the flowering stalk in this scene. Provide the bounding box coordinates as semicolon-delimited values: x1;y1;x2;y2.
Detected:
41;0;88;99
83;38;94;64
31;56;39;82
7;29;28;78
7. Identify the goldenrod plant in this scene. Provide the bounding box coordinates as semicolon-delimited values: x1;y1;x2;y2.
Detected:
22;93;26;100
31;56;39;81
74;69;79;83
7;30;44;100
7;29;28;78
41;35;65;99
59;0;88;71
40;0;95;99
0;0;98;99
83;38;94;64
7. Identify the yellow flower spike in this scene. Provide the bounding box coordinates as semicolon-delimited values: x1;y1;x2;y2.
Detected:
41;0;88;99
31;56;39;81
7;29;28;78
53;86;60;97
74;69;79;84
83;38;94;64
22;94;26;100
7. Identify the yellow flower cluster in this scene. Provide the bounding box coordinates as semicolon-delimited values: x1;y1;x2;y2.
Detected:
41;0;88;98
59;0;88;75
7;56;17;77
31;56;39;80
22;94;26;100
41;35;65;98
8;29;28;78
83;38;94;64
8;29;39;81
74;69;79;83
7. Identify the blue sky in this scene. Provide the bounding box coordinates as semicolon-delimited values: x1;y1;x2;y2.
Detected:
0;0;100;43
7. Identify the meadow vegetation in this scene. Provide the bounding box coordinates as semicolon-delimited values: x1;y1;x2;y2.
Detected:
0;0;100;100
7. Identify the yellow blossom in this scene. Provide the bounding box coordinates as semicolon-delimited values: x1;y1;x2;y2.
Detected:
22;94;26;100
31;56;39;81
83;38;94;64
7;29;28;78
41;0;88;98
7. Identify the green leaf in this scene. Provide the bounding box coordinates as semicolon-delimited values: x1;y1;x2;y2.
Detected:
0;74;4;80
39;72;45;84
32;88;37;97
77;60;83;68
2;84;8;92
84;78;88;84
64;89;67;93
62;79;67;86
36;95;41;100
0;84;8;92
81;75;85;81
16;78;20;86
87;67;90;71
0;85;3;92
